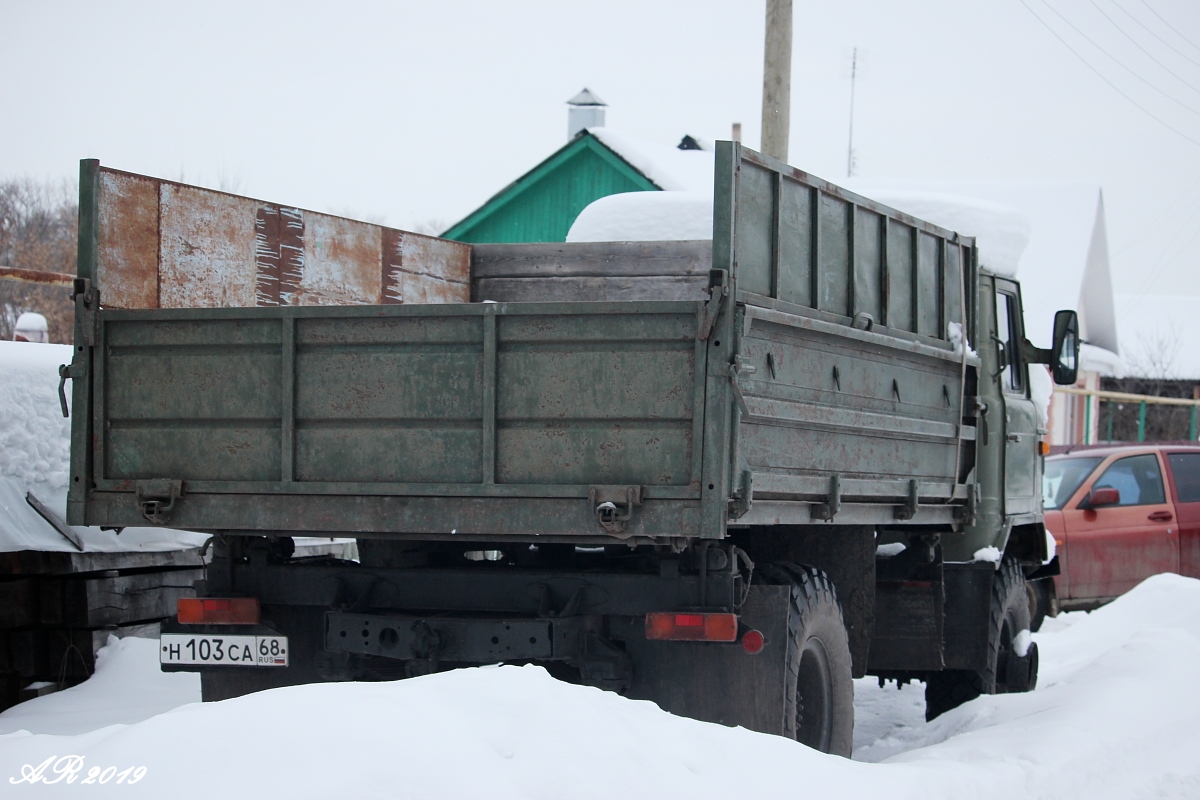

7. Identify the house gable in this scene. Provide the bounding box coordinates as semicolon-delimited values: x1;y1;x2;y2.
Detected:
443;133;659;244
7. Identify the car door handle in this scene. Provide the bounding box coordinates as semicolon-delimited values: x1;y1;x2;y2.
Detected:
1148;511;1173;522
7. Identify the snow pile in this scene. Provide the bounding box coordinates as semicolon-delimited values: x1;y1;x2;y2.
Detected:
0;341;73;493
0;340;207;553
0;638;199;736
2;575;1199;798
972;546;1001;563
567;191;712;242
13;312;49;343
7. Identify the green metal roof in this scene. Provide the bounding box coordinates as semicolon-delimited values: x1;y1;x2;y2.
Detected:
442;132;659;244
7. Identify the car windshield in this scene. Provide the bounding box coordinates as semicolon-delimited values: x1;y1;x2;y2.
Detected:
1043;456;1103;509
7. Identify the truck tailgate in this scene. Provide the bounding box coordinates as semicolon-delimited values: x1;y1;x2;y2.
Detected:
72;302;708;539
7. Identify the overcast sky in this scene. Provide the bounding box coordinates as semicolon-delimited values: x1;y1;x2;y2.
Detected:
4;0;1200;363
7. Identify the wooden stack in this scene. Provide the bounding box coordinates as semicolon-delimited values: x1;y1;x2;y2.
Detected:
0;547;203;712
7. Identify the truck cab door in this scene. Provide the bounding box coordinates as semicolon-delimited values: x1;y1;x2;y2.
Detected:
994;281;1039;516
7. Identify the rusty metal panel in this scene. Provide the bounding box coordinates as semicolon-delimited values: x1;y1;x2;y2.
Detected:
159;183;259;308
96;171;159;309
301;214;382;305
91;165;469;310
383;230;471;305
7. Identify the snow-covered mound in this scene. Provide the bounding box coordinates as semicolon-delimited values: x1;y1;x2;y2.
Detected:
0;341;73;492
0;637;200;736
0;340;207;553
1;574;1198;798
567;191;712;242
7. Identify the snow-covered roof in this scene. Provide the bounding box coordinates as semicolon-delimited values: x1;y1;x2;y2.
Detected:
586;128;714;193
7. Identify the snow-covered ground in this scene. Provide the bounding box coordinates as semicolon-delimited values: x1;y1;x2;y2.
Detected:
1;574;1197;798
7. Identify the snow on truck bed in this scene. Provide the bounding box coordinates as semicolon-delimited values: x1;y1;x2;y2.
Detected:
1;573;1197;798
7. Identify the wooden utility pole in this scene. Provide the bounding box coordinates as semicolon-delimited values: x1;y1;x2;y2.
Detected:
761;0;793;163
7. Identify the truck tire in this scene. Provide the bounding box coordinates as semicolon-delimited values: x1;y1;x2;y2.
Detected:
925;557;1036;721
759;563;854;756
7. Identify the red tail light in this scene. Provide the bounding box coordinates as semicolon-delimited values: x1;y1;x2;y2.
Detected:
740;629;765;654
645;612;738;642
177;597;260;625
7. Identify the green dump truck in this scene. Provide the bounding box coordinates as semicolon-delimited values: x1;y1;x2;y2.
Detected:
64;143;1078;755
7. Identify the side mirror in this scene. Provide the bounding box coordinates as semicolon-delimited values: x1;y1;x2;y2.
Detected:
1051;310;1079;386
1084;486;1120;508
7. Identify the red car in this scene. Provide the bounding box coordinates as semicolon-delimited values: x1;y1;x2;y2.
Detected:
1042;444;1200;612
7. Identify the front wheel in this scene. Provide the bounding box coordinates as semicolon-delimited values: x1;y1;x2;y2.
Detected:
925;557;1038;720
760;563;854;756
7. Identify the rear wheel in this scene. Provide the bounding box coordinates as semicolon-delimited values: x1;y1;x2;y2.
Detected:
760;563;854;756
925;557;1037;720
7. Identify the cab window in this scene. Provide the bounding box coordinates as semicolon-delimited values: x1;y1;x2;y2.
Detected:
995;291;1024;395
1089;454;1166;506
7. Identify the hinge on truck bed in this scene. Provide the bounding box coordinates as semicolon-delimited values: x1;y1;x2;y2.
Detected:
135;479;184;525
894;479;920;521
71;278;100;346
953;484;978;527
698;269;729;340
811;475;842;521
729;469;754;520
589;486;643;536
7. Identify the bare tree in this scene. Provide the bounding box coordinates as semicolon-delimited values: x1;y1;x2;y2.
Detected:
0;178;78;274
1102;325;1198;441
0;177;78;342
1125;324;1182;381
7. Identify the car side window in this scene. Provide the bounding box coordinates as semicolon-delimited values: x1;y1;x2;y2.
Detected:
1168;453;1200;502
1091;454;1166;506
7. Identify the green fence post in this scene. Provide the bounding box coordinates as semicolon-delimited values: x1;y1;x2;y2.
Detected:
1084;394;1092;445
1106;401;1114;443
1191;404;1197;441
1138;401;1147;442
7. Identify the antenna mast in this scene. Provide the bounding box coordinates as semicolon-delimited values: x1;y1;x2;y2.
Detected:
847;46;858;178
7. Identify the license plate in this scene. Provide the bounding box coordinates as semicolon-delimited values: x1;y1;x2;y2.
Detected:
160;634;289;667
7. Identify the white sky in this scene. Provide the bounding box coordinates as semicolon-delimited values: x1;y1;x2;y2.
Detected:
4;0;1200;367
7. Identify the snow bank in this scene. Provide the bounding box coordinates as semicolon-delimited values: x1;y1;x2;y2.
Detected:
0;638;199;736
3;575;1198;798
0;341;73;493
567;191;712;242
0;341;207;553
